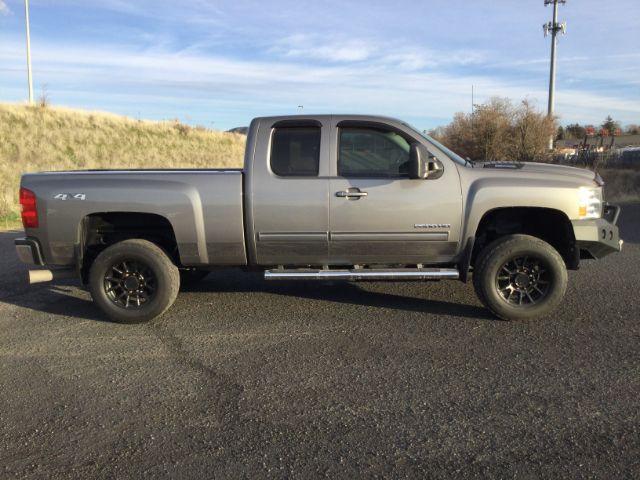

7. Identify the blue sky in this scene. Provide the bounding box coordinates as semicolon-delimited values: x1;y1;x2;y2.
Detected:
0;0;638;131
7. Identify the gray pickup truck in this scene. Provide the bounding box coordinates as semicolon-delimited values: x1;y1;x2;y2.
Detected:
15;115;622;323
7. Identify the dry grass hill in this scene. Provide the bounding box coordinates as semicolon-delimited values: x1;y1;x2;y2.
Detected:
0;103;245;225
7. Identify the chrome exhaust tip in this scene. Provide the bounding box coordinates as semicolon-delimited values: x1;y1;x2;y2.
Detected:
28;269;75;285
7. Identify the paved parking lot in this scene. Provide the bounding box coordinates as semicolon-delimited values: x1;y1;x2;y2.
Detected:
1;205;639;478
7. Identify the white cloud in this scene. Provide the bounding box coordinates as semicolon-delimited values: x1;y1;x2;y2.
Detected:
0;0;10;15
271;34;374;63
269;34;487;73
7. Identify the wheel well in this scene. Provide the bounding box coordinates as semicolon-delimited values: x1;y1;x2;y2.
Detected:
472;207;578;270
79;212;180;282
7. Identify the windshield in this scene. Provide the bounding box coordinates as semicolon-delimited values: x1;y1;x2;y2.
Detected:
403;123;469;166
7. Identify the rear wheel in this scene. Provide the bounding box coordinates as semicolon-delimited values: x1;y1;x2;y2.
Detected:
89;239;180;323
473;234;568;321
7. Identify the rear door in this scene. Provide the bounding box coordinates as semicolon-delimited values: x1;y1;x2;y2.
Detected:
328;119;462;265
248;118;331;266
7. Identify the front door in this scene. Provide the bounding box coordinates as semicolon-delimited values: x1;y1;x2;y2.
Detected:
328;123;462;265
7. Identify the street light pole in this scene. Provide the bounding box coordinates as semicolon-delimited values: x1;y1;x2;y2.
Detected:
543;0;566;150
24;0;34;105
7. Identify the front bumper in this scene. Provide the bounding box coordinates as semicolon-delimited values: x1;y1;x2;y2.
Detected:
15;237;45;266
571;204;623;259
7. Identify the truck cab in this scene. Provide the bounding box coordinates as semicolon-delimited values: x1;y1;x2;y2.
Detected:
245;115;462;267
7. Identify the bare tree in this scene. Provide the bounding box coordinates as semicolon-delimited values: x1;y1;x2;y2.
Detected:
435;97;555;162
511;100;556;162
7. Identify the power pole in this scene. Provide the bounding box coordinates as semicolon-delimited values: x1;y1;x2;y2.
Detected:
543;0;567;150
24;0;34;105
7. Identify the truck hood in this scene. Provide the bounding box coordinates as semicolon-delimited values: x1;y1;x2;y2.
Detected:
480;161;596;183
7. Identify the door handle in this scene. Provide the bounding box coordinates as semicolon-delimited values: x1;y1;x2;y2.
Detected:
336;190;368;198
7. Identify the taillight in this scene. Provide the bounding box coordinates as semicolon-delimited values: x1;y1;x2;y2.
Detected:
19;188;39;228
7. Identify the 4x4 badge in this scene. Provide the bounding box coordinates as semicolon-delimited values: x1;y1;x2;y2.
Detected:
53;193;86;201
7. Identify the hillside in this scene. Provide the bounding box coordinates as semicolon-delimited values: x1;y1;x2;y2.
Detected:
0;104;246;224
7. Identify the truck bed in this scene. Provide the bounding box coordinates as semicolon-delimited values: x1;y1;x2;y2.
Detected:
21;169;247;267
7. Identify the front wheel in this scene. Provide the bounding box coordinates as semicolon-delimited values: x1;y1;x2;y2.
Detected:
89;239;180;323
473;234;568;321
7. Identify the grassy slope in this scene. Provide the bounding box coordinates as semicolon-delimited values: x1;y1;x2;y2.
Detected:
0;103;246;223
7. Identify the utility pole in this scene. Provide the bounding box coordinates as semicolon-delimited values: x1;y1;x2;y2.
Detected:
24;0;34;105
543;0;567;150
471;85;474;115
471;85;475;135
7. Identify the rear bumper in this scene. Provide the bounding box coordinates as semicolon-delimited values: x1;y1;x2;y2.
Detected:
15;237;45;266
571;204;623;259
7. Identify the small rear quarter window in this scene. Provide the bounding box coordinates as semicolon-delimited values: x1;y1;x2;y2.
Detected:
270;127;320;177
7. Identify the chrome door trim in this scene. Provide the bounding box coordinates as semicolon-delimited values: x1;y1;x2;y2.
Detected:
257;232;328;242
330;232;449;242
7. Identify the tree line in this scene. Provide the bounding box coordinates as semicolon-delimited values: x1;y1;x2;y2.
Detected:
429;97;637;162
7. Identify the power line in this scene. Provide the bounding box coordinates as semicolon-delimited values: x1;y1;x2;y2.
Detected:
543;0;567;149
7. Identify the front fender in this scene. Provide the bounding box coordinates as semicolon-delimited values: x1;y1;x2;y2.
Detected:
462;177;581;242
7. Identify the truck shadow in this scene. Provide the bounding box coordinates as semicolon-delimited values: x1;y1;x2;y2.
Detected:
2;273;492;323
185;270;494;321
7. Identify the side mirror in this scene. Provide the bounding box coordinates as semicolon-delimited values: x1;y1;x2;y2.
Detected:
409;144;444;179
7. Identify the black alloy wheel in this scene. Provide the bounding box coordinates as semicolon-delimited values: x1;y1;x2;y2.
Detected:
495;255;551;306
104;260;157;309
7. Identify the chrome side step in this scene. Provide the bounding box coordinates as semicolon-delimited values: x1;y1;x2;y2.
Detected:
264;268;459;281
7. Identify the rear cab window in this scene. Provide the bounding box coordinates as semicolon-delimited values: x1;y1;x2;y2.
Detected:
270;127;321;177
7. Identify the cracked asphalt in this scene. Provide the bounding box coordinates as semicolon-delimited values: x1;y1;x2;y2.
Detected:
1;205;638;479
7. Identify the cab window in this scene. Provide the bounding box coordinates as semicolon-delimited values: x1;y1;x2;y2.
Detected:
338;127;411;178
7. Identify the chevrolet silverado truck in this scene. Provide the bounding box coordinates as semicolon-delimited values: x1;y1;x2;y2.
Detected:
15;115;622;323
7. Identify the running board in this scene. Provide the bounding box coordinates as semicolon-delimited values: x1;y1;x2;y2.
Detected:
264;268;459;281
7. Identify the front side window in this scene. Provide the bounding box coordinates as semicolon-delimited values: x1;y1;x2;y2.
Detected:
270;127;320;176
338;127;412;178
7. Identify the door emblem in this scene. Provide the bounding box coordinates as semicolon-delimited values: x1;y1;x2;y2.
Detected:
414;223;451;229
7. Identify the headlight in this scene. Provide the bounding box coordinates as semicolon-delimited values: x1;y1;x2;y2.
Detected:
578;187;603;219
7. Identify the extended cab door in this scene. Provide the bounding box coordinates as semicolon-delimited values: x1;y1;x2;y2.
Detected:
246;118;331;266
328;119;462;265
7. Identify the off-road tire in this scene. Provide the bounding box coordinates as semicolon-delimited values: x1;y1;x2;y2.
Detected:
473;234;568;321
89;239;180;323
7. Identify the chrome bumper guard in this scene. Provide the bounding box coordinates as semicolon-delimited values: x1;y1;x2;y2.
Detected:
572;204;623;259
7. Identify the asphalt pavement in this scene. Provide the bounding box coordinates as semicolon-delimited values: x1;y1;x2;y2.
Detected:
1;205;639;479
